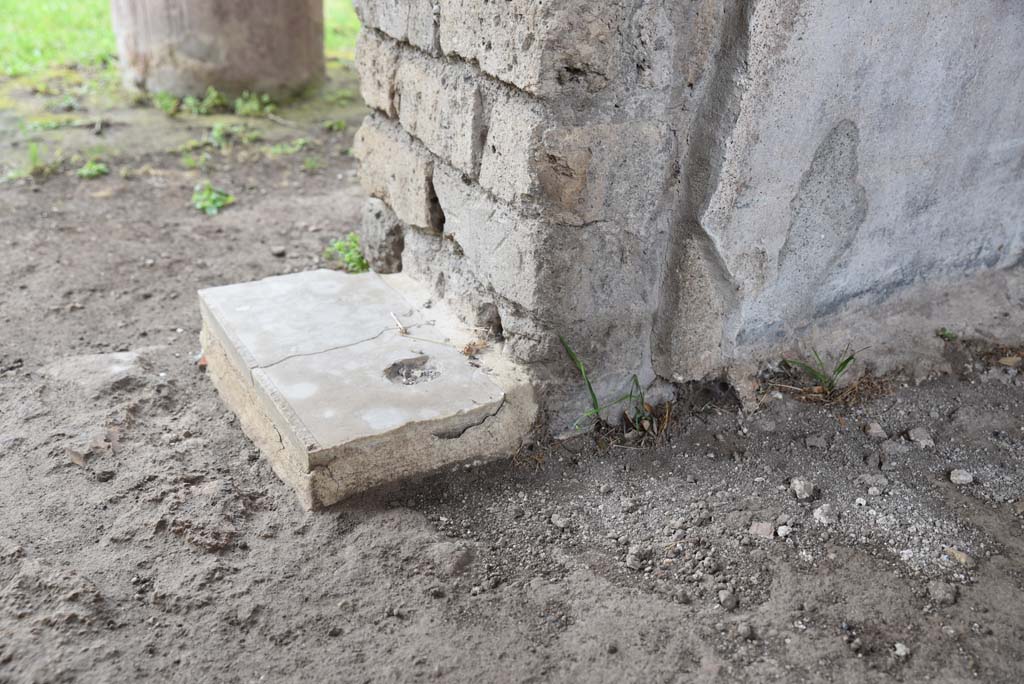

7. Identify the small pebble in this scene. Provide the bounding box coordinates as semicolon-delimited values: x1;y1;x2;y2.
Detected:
813;504;838;526
864;422;888;440
790;478;817;501
949;469;973;485
927;580;958;606
908;427;934;448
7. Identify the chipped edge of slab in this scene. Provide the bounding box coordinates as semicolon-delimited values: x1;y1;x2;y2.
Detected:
198;272;538;509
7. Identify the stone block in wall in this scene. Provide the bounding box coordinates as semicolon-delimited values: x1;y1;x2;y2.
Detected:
360;198;404;273
353;113;442;231
437;0;620;98
356;30;400;117
394;52;484;177
478;91;545;204
401;225;547;364
432;164;545;311
352;0;438;54
533;121;676;225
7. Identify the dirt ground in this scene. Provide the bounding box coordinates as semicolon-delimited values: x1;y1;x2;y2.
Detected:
2;70;1024;684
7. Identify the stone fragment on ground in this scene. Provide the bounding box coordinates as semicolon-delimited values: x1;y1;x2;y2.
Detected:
944;547;976;568
790;478;817;501
908;427;935;448
813;504;838;525
864;422;888;440
805;433;828;450
927;581;959;606
949;469;973;485
718;590;738;611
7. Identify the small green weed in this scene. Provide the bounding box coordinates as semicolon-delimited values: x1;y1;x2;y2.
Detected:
234;91;277;117
302;157;323;173
153;87;230;116
24;118;78;132
180;151;210;170
267;138;311;157
322;119;348;133
558;337;659;432
208;122;262;149
76;159;108;179
6;142;62;180
191;181;235;216
182;86;228;115
936;327;958;342
323;233;369;273
783;345;865;396
152;91;180;116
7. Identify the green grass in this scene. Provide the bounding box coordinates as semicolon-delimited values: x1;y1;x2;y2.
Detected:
783;345;865;396
1;1;360;78
324;1;361;59
0;0;116;77
266;138;312;157
558;337;658;432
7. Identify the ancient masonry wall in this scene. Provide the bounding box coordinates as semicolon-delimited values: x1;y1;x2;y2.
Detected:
353;1;1024;428
352;0;718;428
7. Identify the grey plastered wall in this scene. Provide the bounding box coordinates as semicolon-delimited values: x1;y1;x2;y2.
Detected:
655;1;1024;380
353;0;1024;429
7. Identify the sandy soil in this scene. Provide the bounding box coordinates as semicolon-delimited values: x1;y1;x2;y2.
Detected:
2;74;1024;684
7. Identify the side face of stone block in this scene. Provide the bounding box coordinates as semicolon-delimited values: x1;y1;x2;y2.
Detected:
356;29;400;117
394;53;484;177
360;198;404;274
437;0;621;98
352;0;438;54
400;226;546;365
535;121;677;225
432;165;543;311
478;92;545;204
353;113;442;232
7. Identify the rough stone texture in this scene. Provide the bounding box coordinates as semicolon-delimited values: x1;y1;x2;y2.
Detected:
199;270;537;508
436;0;626;99
353;113;442;231
352;0;439;55
354;0;1024;430
359;198;405;274
355;29;400;117
111;0;324;98
393;51;484;177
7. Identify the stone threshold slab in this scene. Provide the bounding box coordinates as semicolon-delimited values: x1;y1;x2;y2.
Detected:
199;270;536;509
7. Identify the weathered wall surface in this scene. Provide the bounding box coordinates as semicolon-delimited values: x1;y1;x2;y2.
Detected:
655;1;1024;381
111;0;324;97
353;0;1024;428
